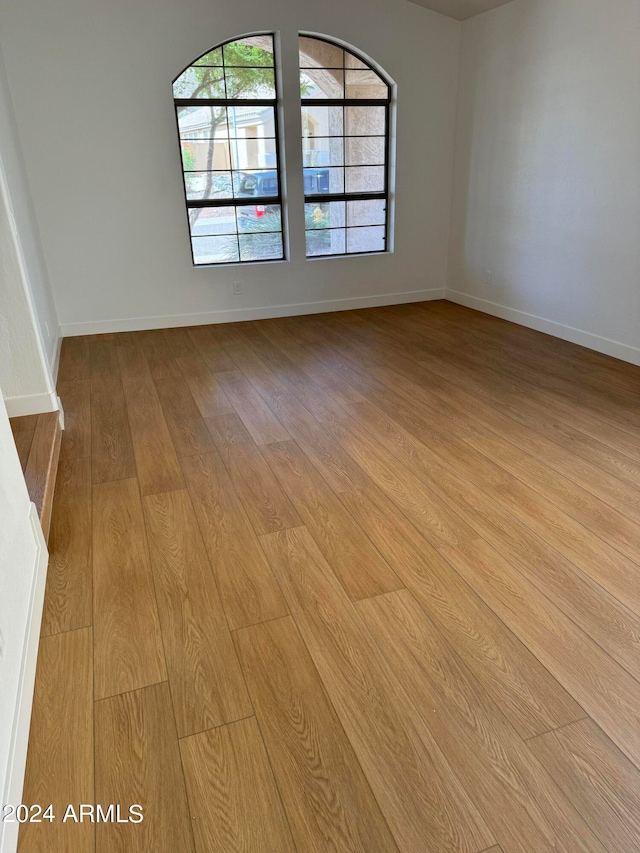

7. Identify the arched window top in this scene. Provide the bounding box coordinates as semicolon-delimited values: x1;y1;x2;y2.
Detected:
173;34;276;100
299;35;390;101
299;35;391;258
173;33;284;265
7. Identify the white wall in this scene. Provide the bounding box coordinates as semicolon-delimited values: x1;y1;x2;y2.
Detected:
0;0;461;336
448;0;640;363
0;394;48;853
0;168;58;416
0;44;60;382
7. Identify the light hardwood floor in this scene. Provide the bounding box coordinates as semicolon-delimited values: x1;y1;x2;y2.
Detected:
19;301;640;852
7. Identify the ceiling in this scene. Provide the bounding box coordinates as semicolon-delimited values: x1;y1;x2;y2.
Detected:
407;0;516;20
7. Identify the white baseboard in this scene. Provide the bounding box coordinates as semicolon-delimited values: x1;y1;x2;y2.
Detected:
0;504;48;853
58;288;446;337
4;390;60;418
446;290;640;368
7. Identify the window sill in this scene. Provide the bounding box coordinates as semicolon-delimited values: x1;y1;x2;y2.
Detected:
306;251;391;262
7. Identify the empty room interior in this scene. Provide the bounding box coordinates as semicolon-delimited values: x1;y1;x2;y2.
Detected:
2;0;640;850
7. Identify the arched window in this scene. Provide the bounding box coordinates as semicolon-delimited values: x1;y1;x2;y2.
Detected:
299;36;391;257
173;34;284;265
173;33;392;266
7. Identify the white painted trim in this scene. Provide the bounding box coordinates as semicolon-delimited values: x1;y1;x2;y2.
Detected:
50;331;62;385
58;288;446;337
3;390;59;418
446;290;640;368
0;503;48;853
0;167;56;396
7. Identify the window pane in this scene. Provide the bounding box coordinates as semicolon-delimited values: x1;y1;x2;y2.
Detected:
302;137;343;168
345;166;385;193
193;48;224;67
181;139;230;171
233;170;279;198
301;70;344;99
173;67;225;99
345;53;368;70
345;70;388;99
231;138;277;170
178;106;227;135
304;167;344;194
301;106;344;138
227;106;276;137
189;207;237;236
345;106;386;136
237;204;282;233
347;226;385;253
239;232;283;261
306;229;345;256
345;137;385;166
223;36;274;66
185;171;233;200
192;234;239;265
347;199;386;226
305;202;346;229
299;37;343;69
224;67;276;99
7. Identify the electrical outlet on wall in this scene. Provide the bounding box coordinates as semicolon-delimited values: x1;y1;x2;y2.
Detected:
484;270;493;286
232;281;242;296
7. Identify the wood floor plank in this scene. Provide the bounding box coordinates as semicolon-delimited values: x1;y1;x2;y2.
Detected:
270;315;388;397
454;476;640;683
181;451;288;630
19;628;94;853
24;411;60;518
41;456;92;636
333;396;640;682
163;326;200;359
358;589;604;853
493;478;640;617
142;489;252;737
251;381;370;493
95;682;194;853
93;478;167;699
232;323;349;422
25;304;640;853
528;718;640;852
466;430;640;560
338;484;582;738
246;322;366;408
180;717;295;853
327;411;479;550
179;367;235;418
154;376;216;458
440;538;640;771
206;413;302;536
57;379;91;460
87;333;121;378
9;413;38;471
187;325;237;373
119;355;185;495
90;374;136;483
140;329;183;380
215;369;290;445
116;341;150;389
260;526;495;853
264;440;402;600
236;616;398;852
463;388;640;503
57;335;91;381
527;388;640;464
